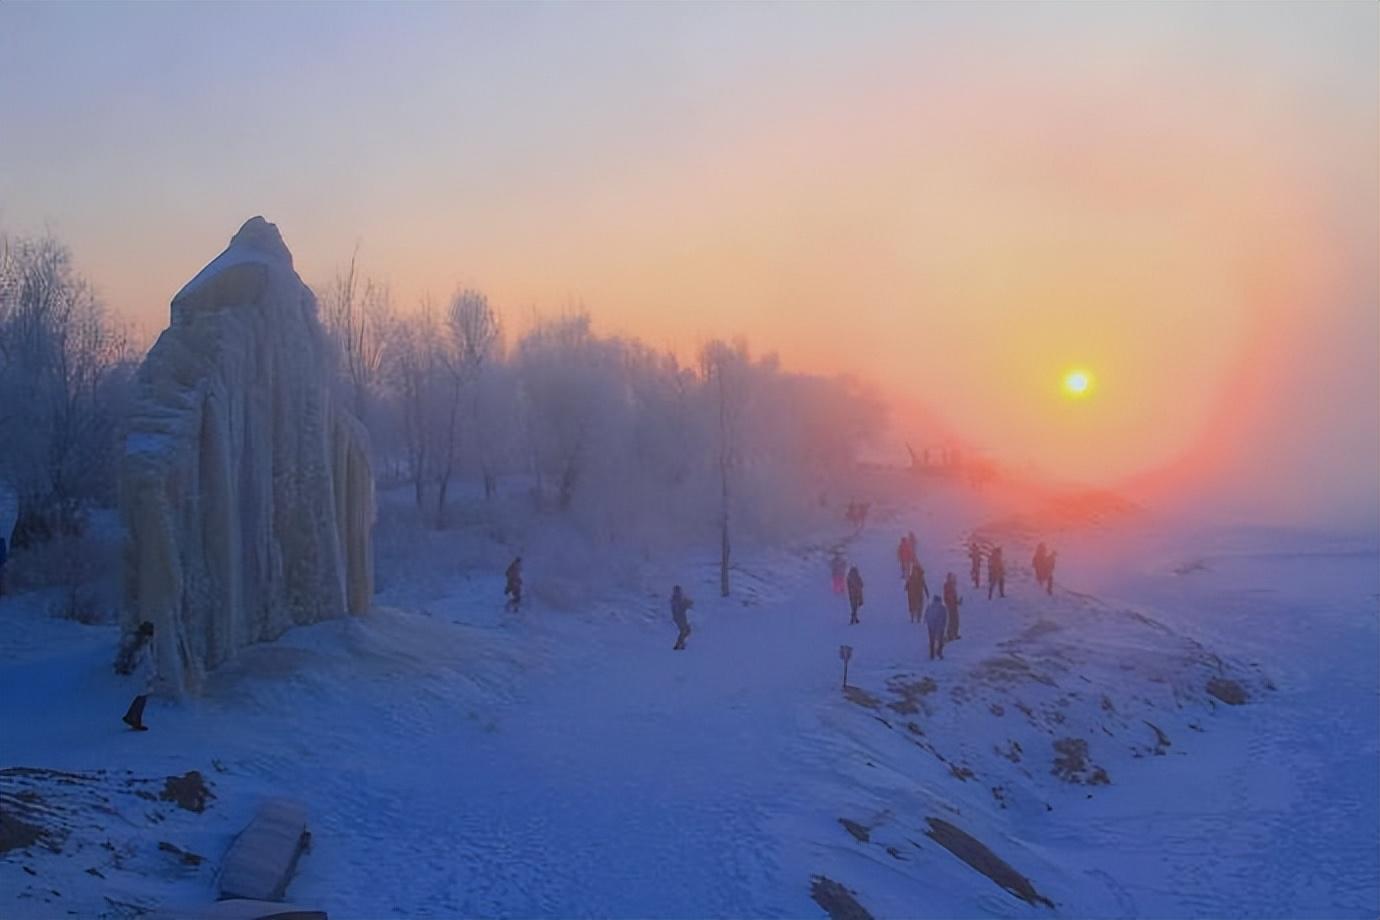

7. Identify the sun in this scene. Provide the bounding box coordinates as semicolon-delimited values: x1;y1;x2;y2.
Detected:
1062;369;1094;398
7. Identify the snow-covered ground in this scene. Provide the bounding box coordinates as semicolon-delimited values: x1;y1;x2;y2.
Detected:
2;479;1377;918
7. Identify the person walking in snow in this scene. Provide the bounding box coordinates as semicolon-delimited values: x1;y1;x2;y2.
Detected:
987;546;1006;600
968;540;983;588
1032;543;1050;592
943;572;962;640
897;536;916;580
846;565;865;625
671;584;694;650
115;621;156;731
1043;549;1057;595
504;557;523;612
905;564;928;623
829;552;847;595
924;595;949;660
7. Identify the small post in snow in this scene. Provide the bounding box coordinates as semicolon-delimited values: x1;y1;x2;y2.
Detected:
839;645;853;689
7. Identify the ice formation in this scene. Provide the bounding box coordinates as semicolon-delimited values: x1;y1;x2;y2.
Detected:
119;217;373;693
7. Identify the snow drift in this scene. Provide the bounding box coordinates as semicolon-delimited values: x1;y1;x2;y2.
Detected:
119;217;373;693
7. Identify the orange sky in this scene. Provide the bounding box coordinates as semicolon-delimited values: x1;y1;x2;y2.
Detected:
2;3;1375;518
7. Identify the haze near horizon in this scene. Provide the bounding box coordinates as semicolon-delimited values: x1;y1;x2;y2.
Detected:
1;1;1375;524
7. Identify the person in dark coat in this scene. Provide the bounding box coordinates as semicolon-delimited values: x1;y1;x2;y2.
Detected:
987;546;1006;600
1044;549;1057;595
1032;543;1050;592
968;540;983;588
943;572;962;640
116;621;155;731
504;557;523;612
671;585;694;650
904;566;928;623
924;595;948;660
846;566;864;624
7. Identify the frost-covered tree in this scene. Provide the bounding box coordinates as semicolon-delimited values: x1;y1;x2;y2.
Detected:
433;289;500;526
382;299;441;511
0;232;133;546
516;313;624;513
317;249;394;436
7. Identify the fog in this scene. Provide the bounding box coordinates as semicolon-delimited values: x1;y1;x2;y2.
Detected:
1;2;1375;530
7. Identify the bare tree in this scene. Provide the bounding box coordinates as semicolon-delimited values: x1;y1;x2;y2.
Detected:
433;288;500;526
384;299;439;512
318;247;394;428
700;339;751;598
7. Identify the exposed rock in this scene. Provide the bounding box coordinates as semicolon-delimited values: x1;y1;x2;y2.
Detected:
924;817;1053;908
160;771;214;813
1143;720;1172;755
843;686;882;709
0;810;43;854
120;217;374;693
809;875;874;920
838;818;870;843
1051;738;1110;785
1206;677;1248;705
158;840;205;866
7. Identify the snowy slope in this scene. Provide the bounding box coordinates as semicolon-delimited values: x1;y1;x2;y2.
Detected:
1;481;1376;918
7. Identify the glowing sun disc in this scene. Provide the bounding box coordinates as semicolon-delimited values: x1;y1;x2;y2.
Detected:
1063;369;1093;397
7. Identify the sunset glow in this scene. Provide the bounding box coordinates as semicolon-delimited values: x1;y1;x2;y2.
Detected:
1063;370;1093;399
0;2;1375;519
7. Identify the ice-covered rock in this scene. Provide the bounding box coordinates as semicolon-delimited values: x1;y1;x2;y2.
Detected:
119;217;373;693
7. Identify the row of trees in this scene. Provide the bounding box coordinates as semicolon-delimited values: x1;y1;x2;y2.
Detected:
0;232;135;548
317;264;884;595
0;229;884;604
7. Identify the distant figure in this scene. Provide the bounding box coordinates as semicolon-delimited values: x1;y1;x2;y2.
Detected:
830;552;847;595
924;595;948;660
504;557;523;612
905;565;928;623
897;536;916;580
671;584;694;650
968;540;983;588
847;502;870;530
1032;543;1049;590
115;621;155;731
1044;550;1058;595
987;546;1006;600
846;566;865;625
943;572;962;640
0;534;7;597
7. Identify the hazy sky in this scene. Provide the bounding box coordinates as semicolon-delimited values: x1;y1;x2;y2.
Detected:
2;3;1375;521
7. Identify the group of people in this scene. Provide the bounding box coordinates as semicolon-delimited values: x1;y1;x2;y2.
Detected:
112;530;1061;728
833;531;1060;662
